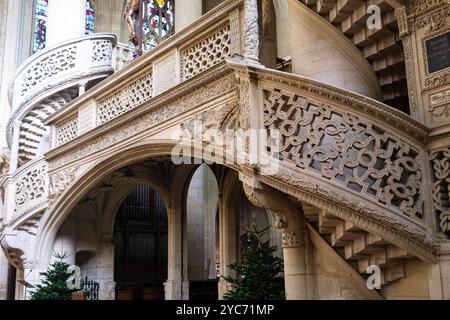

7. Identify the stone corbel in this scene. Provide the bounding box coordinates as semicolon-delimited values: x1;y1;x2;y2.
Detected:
241;176;307;246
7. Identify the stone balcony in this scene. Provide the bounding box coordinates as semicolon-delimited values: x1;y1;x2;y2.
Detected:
8;33;119;112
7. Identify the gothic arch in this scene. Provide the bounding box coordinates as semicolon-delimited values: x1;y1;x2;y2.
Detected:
36;140;241;268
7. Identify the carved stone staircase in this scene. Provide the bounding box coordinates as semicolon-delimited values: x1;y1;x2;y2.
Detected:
298;0;408;113
303;204;414;287
18;88;78;164
303;205;416;286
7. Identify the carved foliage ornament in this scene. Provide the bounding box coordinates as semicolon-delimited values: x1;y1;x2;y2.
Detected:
48;169;76;204
243;0;259;61
431;149;450;233
263;89;424;220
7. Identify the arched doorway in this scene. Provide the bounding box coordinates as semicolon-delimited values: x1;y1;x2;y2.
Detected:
113;186;168;300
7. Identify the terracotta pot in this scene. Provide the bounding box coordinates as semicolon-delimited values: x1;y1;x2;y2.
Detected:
71;292;86;300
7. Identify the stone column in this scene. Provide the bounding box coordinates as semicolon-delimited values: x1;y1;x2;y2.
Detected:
8;125;20;174
217;193;238;299
175;0;202;32
47;0;87;47
0;250;9;300
245;181;314;300
165;204;185;300
243;0;260;62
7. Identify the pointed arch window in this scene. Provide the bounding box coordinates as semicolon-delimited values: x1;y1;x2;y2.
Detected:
143;0;175;50
33;0;49;53
85;1;95;34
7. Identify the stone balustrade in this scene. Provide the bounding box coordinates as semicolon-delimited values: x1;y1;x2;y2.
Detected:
1;157;49;224
8;33;118;112
46;0;244;148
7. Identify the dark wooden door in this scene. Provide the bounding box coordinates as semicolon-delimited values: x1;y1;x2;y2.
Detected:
114;186;168;300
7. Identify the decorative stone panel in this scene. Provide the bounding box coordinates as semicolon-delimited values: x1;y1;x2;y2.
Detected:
181;23;231;81
153;51;178;96
92;40;113;63
263;88;424;220
431;148;450;233
97;73;153;125
55;116;79;146
20;46;77;98
15;162;47;216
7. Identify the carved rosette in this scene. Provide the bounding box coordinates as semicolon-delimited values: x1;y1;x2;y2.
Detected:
243;0;259;61
431;149;450;234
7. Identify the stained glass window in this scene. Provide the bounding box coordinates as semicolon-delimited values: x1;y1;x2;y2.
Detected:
85;1;95;34
143;0;175;50
33;0;49;53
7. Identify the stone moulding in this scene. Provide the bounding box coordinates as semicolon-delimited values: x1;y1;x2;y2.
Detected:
227;58;430;145
47;66;237;169
239;168;437;263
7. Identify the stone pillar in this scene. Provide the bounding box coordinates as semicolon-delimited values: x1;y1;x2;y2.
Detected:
0;0;33;147
8;125;20;174
243;0;260;62
246;181;314;300
278;220;313;300
0;250;8;300
260;0;277;68
217;191;238;299
52;218;77;265
165;204;184;300
96;241;116;300
47;0;87;47
175;0;202;32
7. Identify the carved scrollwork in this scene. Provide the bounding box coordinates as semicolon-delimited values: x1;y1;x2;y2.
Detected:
21;46;77;98
15;163;47;216
431;149;450;233
263;89;424;220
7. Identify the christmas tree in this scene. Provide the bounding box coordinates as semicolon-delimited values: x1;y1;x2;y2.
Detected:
222;226;285;300
31;252;77;300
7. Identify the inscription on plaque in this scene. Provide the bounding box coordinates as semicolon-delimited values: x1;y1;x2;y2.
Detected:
426;32;450;74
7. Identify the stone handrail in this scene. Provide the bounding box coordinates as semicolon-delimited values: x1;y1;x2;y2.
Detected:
8;33;118;112
45;0;245;148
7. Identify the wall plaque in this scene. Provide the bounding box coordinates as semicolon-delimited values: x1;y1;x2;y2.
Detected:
426;32;450;74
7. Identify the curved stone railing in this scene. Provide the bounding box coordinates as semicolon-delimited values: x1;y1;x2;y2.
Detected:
8;33;118;112
228;58;431;234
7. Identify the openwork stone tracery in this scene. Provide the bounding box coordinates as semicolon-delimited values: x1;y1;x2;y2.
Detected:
263;89;424;219
431;148;450;233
